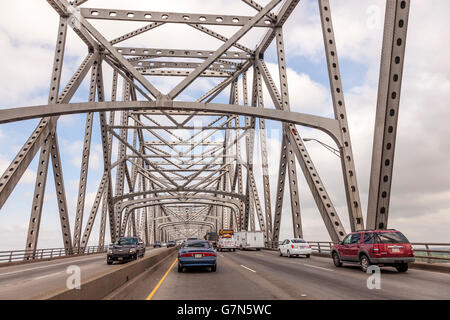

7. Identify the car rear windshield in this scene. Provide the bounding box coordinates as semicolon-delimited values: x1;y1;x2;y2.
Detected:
184;241;211;248
291;239;306;243
115;238;137;245
376;232;409;244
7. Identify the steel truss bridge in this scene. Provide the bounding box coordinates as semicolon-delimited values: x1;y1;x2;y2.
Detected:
0;0;411;256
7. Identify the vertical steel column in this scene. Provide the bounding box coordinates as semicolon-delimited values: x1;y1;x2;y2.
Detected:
254;65;273;246
272;138;288;247
275;28;303;239
98;191;107;248
80;173;108;249
50;132;73;251
367;0;410;230
25;17;68;257
114;81;131;239
231;80;244;230
99;68;116;243
73;59;99;248
243;73;256;232
319;0;364;231
25;136;52;259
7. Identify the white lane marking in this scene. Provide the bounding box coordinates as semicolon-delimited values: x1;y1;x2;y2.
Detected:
32;272;63;281
0;255;104;277
302;264;334;272
220;254;224;257
301;294;307;297
240;265;256;273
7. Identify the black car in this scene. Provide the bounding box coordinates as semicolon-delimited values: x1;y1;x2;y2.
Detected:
153;241;162;248
167;240;176;248
107;237;145;265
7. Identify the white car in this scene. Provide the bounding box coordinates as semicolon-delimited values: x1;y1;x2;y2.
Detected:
279;238;312;258
217;237;237;252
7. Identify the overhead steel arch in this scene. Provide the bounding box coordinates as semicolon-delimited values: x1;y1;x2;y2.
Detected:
157;221;215;231
0;101;343;146
120;195;241;214
113;188;246;203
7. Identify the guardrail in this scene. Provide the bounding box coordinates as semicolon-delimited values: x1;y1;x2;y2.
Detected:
269;241;450;263
2;241;449;265
0;246;107;264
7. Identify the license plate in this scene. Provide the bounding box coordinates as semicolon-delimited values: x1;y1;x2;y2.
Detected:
194;254;203;258
118;257;123;261
392;248;400;253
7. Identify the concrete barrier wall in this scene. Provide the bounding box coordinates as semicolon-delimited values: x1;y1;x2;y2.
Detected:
45;248;177;300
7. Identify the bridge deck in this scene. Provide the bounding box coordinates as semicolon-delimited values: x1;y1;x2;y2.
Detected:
109;250;450;300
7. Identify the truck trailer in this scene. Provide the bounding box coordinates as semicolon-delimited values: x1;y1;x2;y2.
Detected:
234;231;264;250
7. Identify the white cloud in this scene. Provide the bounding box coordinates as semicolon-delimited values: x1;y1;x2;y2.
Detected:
0;155;36;185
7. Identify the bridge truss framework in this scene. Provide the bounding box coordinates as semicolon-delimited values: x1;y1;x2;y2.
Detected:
0;0;410;255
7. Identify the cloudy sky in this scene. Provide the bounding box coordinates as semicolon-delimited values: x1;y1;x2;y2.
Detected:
0;0;449;251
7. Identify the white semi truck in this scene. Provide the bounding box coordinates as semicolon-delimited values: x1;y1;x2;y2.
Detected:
234;231;265;250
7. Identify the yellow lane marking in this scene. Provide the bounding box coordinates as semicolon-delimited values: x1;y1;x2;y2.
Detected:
146;258;177;300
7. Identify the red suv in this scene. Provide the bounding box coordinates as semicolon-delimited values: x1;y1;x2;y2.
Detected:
331;229;415;273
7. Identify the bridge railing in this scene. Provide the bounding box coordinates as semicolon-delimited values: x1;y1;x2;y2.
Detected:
0;246;108;265
269;241;450;264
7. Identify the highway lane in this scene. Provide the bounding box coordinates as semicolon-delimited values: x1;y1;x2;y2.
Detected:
0;247;162;300
225;250;450;299
124;249;450;300
109;250;298;300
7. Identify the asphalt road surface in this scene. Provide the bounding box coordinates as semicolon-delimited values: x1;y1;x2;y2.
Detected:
109;249;450;300
0;247;162;300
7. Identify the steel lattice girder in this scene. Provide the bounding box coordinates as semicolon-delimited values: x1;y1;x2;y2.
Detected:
0;0;411;250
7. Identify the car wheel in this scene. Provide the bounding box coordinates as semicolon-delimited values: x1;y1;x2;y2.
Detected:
279;250;283;256
395;263;408;273
306;254;311;258
360;254;370;272
332;252;342;267
107;260;113;265
287;250;292;258
178;264;183;273
211;265;217;272
133;254;138;261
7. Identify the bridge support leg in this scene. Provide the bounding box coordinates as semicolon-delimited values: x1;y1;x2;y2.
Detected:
367;0;411;229
24;17;69;259
318;0;364;232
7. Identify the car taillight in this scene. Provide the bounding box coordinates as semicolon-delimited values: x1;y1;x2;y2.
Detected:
291;244;294;249
180;252;192;257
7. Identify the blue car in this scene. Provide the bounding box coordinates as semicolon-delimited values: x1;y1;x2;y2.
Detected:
178;240;217;272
